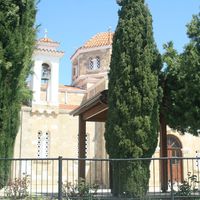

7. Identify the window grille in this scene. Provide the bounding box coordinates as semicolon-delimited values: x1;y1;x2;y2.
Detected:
88;57;101;70
37;131;49;158
96;56;100;68
89;57;93;69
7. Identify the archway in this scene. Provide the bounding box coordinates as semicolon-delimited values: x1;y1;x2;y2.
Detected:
167;134;183;182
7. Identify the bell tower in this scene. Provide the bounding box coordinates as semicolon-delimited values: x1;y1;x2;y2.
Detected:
31;33;64;107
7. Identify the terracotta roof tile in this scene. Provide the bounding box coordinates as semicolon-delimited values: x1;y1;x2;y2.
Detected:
35;47;64;54
38;37;59;44
82;32;114;49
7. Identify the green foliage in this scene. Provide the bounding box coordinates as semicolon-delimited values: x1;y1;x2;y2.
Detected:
160;41;181;130
111;160;150;198
0;0;36;187
175;172;199;197
62;178;99;200
175;12;200;135
161;12;200;135
105;0;161;197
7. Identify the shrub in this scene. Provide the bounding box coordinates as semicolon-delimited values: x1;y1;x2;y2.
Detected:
62;178;99;200
175;172;199;197
5;173;30;199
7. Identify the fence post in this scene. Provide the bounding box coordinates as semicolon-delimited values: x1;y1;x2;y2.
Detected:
170;158;174;200
58;156;63;200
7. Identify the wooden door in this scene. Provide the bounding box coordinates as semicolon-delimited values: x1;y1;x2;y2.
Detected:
167;135;183;182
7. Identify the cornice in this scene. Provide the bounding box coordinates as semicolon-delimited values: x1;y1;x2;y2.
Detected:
71;45;112;61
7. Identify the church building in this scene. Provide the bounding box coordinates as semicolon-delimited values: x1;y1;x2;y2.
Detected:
13;32;200;191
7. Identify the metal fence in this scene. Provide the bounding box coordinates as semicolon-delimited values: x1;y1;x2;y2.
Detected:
0;157;200;199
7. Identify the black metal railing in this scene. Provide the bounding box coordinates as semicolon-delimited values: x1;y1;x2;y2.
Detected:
0;157;200;199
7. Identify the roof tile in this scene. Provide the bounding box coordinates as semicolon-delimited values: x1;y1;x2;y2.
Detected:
38;37;59;44
82;32;114;49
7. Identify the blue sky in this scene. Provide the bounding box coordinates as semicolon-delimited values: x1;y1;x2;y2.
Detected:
36;0;199;85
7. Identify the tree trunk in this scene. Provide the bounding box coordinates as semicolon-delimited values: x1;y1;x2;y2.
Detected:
160;113;168;192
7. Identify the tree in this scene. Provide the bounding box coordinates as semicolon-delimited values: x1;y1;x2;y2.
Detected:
169;12;200;135
159;12;200;191
159;41;181;191
104;0;161;197
161;12;200;135
0;0;36;187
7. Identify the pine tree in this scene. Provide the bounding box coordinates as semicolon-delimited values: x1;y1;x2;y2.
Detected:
0;0;36;187
105;0;161;197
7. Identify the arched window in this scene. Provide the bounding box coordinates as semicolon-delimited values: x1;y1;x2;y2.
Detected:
167;135;182;163
88;57;93;69
37;131;49;158
96;56;100;69
41;63;51;83
88;57;101;70
167;135;182;149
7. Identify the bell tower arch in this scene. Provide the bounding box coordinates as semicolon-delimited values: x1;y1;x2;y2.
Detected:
31;35;64;106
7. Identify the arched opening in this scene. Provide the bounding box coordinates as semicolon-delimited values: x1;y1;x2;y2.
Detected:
41;63;51;83
167;134;183;182
41;63;51;101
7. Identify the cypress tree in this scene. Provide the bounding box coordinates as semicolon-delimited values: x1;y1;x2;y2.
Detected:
0;0;36;187
105;0;161;197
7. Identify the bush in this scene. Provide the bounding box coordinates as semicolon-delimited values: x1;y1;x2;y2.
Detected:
5;173;30;199
62;178;99;200
175;172;199;197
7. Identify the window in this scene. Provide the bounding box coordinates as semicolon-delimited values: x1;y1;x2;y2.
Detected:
167;135;182;149
96;56;100;68
86;133;90;158
88;57;93;69
37;131;49;158
73;68;76;76
88;57;100;70
41;63;51;83
73;65;78;77
196;151;200;168
167;135;182;164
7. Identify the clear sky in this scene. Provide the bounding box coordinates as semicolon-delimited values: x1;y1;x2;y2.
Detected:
36;0;199;85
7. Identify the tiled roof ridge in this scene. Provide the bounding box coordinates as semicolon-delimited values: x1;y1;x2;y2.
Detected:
35;47;64;54
38;37;59;44
70;32;114;59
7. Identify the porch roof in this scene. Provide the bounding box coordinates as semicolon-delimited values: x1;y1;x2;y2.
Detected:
70;90;108;122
